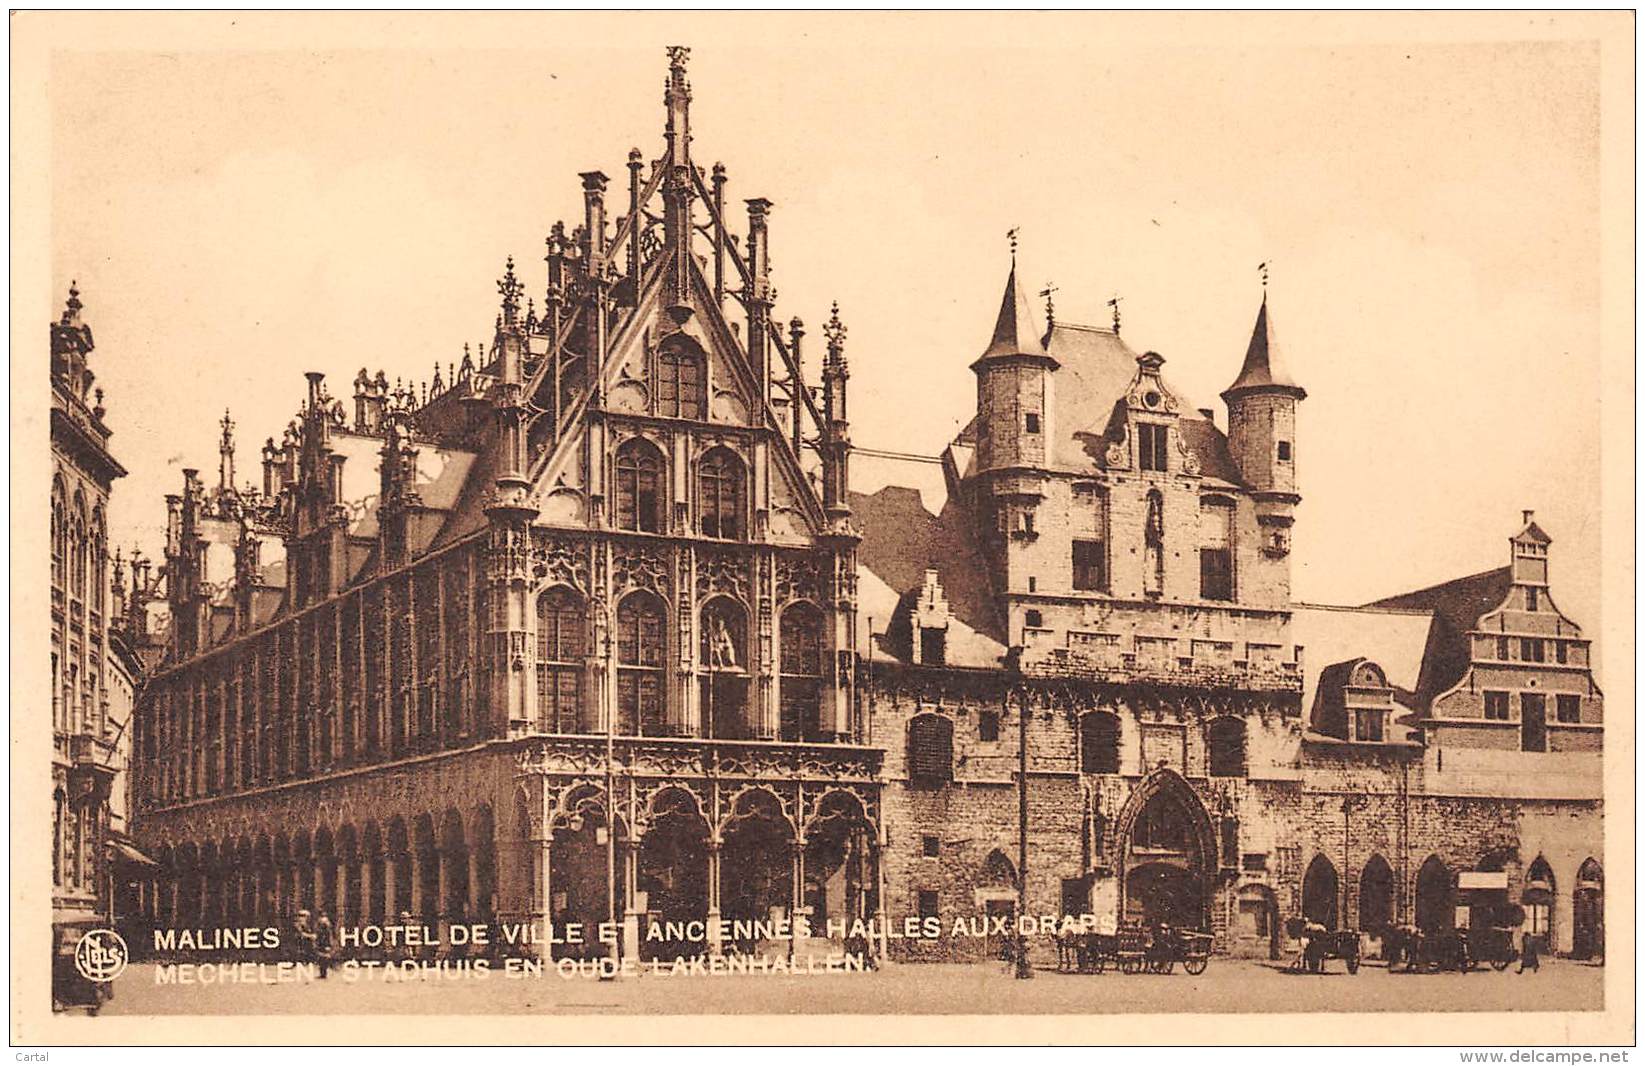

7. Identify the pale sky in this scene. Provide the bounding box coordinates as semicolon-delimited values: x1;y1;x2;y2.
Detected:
46;19;1606;647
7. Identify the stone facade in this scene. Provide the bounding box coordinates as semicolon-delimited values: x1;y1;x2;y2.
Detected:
50;284;133;941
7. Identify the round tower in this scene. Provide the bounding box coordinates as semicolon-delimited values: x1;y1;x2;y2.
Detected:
971;261;1059;473
1222;295;1306;561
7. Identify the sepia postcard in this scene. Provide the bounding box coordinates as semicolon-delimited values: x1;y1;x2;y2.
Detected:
10;9;1635;1048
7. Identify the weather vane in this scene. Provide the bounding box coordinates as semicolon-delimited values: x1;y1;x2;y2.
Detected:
1039;282;1059;327
1259;260;1270;292
1007;227;1020;261
1108;293;1124;335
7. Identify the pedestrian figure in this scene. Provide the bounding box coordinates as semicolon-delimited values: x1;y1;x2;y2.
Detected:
315;913;335;979
1516;927;1541;973
293;909;318;969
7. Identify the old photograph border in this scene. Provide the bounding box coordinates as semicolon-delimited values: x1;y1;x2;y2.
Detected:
9;9;1636;1047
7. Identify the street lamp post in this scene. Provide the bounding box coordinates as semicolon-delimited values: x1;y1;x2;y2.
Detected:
1011;648;1032;980
1340;795;1363;931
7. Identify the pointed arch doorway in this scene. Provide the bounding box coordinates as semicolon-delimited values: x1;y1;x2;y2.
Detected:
1117;771;1216;932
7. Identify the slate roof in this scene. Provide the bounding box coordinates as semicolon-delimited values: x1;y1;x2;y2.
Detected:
1364;566;1514;707
848;451;1006;668
1291;603;1435;730
1223;298;1305;399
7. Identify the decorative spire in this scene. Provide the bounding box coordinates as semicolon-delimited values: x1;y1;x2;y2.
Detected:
498;255;523;327
978;259;1048;361
823;301;848;366
61;280;83;326
218;408;237;493
1108;293;1123;335
1039;282;1059;329
664;45;692;165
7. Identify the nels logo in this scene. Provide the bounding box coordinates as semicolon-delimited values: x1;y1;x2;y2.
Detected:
73;929;128;983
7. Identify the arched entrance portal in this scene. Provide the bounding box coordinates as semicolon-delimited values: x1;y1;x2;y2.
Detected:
638;789;711;962
1572;858;1603;960
1415;856;1453;934
720;790;793;954
1118;771;1214;932
1359;854;1395;934
1301;855;1340;929
1522;856;1555;956
550;789;630;961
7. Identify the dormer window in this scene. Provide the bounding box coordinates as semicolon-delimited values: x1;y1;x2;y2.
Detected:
1353;709;1385;742
1138;423;1169;472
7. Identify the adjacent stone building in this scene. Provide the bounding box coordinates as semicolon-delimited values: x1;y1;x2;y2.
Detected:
125;51;1605;968
51;284;136;943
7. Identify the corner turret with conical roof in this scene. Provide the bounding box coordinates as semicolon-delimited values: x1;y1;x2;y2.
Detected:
1222;293;1305;501
972;258;1058;474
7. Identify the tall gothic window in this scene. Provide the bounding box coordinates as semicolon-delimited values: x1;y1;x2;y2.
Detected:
615;439;665;533
535;587;586;734
779;603;824;742
91;510;106;615
699;448;745;539
70;494;88;602
700;597;749;739
1080;711;1121;774
1199;497;1235;601
616;592;666;735
656;337;707;420
50;481;64;593
1207;717;1247;778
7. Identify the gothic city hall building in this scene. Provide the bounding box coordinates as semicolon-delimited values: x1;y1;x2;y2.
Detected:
127;51;1605;967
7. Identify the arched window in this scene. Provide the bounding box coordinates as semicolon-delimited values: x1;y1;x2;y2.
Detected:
535;588;586;734
907;713;954;789
614;439;665;533
656;337;706;420
50;481;64;593
70;494;88;603
699;448;745;539
616;592;666;735
1080;711;1121;774
700;597;748;739
779;603;824;742
1207;717;1247;778
90;509;106;615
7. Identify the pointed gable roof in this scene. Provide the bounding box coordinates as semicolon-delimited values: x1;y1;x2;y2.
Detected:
977;263;1052;363
1223;297;1305;400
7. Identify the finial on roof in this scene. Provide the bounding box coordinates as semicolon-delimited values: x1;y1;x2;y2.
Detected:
1039;282;1059;329
1108;294;1123;335
1259;260;1270;299
220;408;234;444
498;255;523;326
61;280;83;325
824;302;847;353
1007;227;1020;264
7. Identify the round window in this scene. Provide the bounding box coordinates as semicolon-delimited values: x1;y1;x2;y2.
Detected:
1143;391;1161;408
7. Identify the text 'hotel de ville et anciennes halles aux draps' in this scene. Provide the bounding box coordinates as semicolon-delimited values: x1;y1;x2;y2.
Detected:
110;48;1604;972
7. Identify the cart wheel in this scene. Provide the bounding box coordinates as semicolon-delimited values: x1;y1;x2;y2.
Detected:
1491;956;1511;971
1122;956;1142;975
1184;956;1208;976
1346;955;1360;975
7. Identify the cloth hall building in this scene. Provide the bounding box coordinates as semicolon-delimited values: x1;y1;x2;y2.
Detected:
125;51;1605;967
